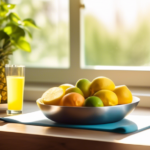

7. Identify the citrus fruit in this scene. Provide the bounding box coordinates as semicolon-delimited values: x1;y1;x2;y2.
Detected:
60;92;85;107
89;76;115;95
113;85;132;104
84;96;104;107
94;90;118;106
41;87;65;105
59;83;74;91
65;87;84;96
39;98;44;104
75;78;91;98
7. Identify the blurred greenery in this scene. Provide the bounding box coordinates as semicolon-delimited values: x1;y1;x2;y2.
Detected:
11;0;69;67
0;0;38;54
11;0;150;67
84;15;150;66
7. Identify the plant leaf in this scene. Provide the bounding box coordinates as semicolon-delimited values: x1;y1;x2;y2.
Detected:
23;27;32;38
0;5;9;17
23;18;39;29
12;37;31;52
8;12;21;24
0;30;10;41
4;24;25;38
4;4;16;10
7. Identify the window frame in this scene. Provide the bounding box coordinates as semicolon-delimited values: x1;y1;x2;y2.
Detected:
25;0;150;87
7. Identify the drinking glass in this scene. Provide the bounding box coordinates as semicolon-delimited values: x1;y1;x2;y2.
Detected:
5;65;25;115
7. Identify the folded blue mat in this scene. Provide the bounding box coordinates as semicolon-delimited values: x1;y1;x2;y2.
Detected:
0;111;149;134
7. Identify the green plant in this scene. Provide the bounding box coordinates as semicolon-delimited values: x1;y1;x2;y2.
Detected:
0;0;38;53
0;0;38;103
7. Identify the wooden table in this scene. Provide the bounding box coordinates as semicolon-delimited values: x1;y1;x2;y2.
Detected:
0;101;150;150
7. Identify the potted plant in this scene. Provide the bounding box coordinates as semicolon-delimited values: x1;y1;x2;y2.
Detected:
0;0;38;104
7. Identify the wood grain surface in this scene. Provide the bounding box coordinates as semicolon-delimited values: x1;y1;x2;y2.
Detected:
1;131;150;150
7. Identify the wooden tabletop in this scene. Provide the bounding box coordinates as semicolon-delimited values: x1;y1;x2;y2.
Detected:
0;101;150;150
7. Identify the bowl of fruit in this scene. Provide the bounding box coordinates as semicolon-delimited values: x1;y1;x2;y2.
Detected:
37;76;140;125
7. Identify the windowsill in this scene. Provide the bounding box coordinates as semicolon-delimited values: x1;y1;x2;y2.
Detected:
24;82;150;108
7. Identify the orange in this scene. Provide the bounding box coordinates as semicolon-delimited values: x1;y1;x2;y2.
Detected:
94;90;118;106
41;87;65;105
113;85;132;104
60;92;85;107
89;76;115;95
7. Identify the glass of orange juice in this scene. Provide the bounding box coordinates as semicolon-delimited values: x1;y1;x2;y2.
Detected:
5;65;25;115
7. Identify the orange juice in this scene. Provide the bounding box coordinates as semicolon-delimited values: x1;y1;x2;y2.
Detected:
7;76;25;111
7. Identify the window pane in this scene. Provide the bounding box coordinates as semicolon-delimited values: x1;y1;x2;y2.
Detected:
11;0;69;68
83;0;150;67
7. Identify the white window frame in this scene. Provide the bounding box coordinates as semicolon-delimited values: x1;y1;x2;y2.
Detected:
25;0;150;87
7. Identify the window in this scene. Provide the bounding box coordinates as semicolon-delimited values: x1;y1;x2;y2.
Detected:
11;0;69;68
11;0;150;87
83;0;150;68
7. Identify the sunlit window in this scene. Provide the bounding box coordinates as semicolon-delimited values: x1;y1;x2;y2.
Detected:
11;0;69;68
82;0;150;67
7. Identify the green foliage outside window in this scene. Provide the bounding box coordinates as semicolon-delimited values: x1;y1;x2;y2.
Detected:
84;15;150;66
0;0;38;56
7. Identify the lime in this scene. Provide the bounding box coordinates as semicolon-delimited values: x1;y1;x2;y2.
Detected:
75;78;91;98
65;87;84;96
84;96;104;107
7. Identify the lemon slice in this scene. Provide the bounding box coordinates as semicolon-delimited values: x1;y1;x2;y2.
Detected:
42;87;64;105
59;83;74;91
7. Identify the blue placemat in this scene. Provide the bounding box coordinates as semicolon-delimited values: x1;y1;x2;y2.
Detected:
0;111;149;134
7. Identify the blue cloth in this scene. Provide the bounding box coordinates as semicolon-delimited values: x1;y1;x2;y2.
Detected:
0;111;139;134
